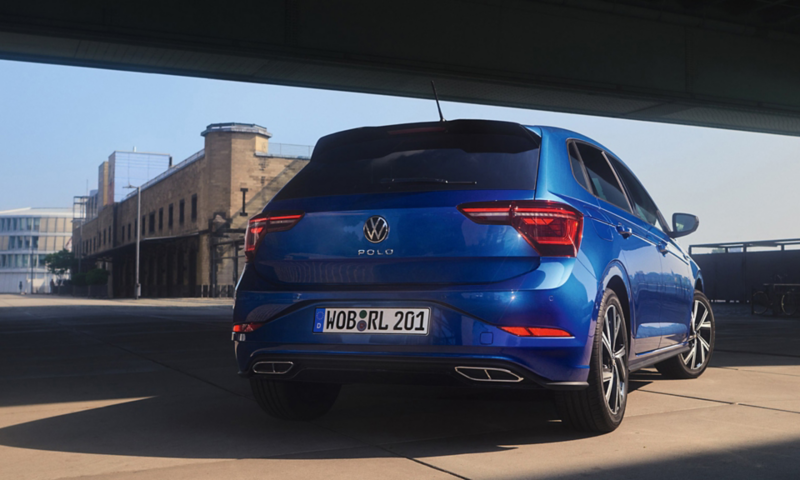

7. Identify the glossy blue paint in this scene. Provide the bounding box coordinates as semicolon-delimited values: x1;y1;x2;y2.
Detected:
233;122;701;386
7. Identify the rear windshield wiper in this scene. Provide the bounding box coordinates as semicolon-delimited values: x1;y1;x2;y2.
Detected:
380;177;477;185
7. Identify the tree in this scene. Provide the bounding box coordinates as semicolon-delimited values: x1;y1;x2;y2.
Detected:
86;268;110;286
44;249;73;281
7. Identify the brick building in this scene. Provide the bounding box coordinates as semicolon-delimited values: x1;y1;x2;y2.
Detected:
74;123;310;297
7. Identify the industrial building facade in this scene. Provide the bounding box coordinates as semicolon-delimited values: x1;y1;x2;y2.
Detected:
74;123;309;297
0;207;73;293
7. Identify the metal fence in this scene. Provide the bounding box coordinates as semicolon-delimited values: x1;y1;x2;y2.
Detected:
690;239;800;302
265;142;312;159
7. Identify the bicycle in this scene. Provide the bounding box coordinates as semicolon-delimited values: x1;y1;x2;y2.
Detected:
780;290;799;316
752;290;771;315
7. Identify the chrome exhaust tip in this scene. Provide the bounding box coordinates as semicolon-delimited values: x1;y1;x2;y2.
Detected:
252;361;294;375
455;366;523;383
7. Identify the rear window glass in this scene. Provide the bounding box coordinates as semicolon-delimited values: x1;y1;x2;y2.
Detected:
274;131;539;200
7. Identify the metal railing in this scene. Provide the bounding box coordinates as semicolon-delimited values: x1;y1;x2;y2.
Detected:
262;142;312;159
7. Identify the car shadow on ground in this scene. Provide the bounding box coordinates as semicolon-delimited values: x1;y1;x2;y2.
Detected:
0;381;623;460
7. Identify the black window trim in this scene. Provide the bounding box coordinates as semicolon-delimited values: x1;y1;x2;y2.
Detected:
566;139;633;214
567;141;592;191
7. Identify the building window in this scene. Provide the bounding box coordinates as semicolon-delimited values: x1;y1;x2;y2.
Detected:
128;223;131;241
159;208;164;231
168;204;174;228
191;195;197;222
142;216;146;235
179;200;185;225
109;226;112;245
149;213;155;234
103;229;106;246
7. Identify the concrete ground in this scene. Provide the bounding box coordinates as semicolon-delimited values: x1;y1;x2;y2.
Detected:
1;295;799;479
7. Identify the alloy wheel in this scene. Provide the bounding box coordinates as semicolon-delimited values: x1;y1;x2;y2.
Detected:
681;299;713;370
601;304;627;414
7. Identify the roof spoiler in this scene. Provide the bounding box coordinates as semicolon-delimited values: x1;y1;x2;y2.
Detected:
312;119;540;160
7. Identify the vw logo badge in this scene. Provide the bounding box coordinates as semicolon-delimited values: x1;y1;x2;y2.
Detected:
364;216;389;243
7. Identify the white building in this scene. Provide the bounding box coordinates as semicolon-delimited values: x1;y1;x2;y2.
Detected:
0;207;73;293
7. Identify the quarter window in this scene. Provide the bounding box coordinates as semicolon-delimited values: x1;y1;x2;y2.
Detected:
568;143;590;191
575;143;630;212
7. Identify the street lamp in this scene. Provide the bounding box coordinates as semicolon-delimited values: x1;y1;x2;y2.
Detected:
124;184;141;299
29;229;34;295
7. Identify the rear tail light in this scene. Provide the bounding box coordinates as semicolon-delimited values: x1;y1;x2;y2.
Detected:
459;200;583;257
233;322;264;333
244;211;304;263
500;326;573;337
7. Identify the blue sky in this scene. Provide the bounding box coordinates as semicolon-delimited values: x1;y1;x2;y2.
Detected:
1;59;799;247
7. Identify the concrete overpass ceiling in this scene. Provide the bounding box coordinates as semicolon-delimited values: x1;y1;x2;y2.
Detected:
2;1;800;134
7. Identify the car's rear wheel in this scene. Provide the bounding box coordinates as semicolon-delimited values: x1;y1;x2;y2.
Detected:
555;289;628;433
655;291;715;379
250;379;341;420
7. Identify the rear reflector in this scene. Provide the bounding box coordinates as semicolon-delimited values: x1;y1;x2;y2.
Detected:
245;211;304;263
500;326;573;337
459;200;583;257
233;323;264;333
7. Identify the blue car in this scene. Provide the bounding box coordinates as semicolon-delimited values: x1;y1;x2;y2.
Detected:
233;119;715;432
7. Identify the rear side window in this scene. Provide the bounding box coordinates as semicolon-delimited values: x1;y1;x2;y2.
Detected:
575;143;630;212
607;155;659;226
274;130;539;200
568;143;590;190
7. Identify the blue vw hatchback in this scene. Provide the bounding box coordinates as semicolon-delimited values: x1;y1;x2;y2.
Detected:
233;120;715;432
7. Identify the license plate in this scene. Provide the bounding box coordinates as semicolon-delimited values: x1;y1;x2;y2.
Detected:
313;308;430;335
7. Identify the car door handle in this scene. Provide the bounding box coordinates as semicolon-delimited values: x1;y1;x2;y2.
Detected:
615;224;632;238
657;242;669;255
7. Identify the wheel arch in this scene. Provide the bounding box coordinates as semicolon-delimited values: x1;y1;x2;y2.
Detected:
695;273;704;293
599;262;633;346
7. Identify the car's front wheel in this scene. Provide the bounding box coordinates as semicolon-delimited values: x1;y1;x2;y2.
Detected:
251;379;341;420
655;291;715;379
555;288;628;433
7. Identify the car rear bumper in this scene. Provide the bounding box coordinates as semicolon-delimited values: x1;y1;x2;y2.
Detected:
238;353;588;390
233;258;598;386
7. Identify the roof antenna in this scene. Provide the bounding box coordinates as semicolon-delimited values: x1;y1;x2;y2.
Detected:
431;81;445;122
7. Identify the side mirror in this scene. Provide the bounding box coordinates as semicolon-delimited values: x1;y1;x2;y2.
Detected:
670;213;699;238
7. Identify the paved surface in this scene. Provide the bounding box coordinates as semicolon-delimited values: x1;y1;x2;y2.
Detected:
1;296;799;479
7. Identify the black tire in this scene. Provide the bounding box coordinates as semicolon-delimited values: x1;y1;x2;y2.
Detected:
752;291;770;315
781;293;797;316
250;379;341;420
655;291;715;379
555;289;629;433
